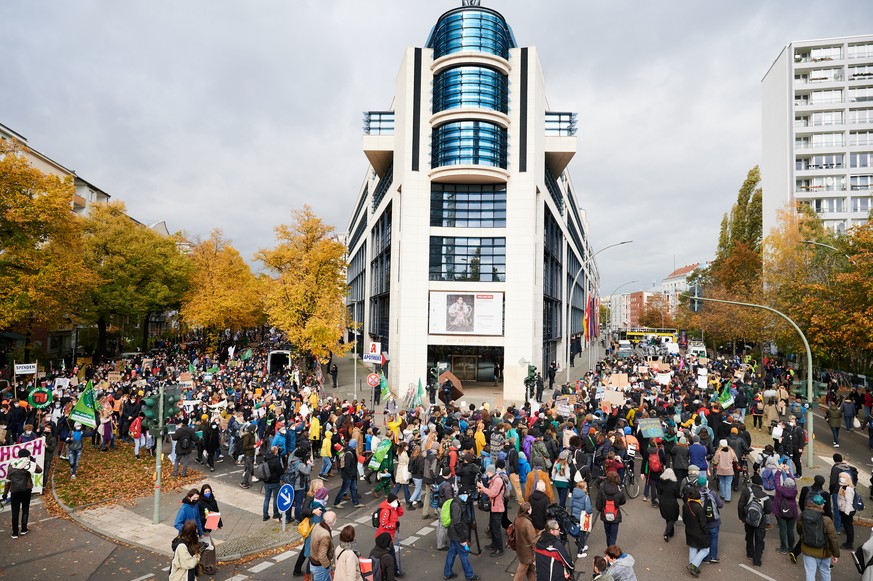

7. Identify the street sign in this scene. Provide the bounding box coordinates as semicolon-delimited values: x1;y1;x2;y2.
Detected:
277;484;294;513
367;373;380;388
363;342;382;364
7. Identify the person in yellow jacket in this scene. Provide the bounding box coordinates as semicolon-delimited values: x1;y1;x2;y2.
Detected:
474;422;487;456
319;427;334;478
386;414;403;440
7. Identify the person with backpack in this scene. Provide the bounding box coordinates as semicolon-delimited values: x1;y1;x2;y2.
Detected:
699;475;724;565
171;421;198;478
683;488;710;577
369;531;396;581
375;493;405;578
421;445;439;520
596;471;627;547
435;467;455;551
824;401;844;448
2;448;43;538
656;468;681;543
509;502;537;581
773;469;799;554
603;545;638;581
292;480;326;577
569;480;593;558
66;422;84;479
477;464;507;556
643;440;665;507
796;494;840;580
239;422;257;488
261;445;284;521
828;453;854;534
837;471;860;550
712;439;739;502
737;474;772;568
443;490;480;581
334;439;365;510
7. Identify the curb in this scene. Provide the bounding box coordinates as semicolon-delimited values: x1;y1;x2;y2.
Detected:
51;470;301;562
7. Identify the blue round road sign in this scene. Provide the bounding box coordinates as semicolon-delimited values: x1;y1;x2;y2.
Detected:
277;484;295;513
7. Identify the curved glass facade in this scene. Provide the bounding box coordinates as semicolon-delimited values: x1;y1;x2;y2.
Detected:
432;121;507;169
433;66;508;114
430;9;514;60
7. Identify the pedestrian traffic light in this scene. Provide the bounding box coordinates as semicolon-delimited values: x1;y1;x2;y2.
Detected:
429;367;439;385
142;395;159;430
526;365;537;382
163;386;180;419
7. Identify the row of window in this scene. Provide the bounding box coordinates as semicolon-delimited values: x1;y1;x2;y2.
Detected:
429;237;505;282
796;44;873;61
802;196;872;213
429;9;515;60
432;120;507;168
433;66;508;114
430;184;507;227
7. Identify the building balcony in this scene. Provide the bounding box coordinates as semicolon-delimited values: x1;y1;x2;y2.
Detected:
72;194;87;208
431;51;511;77
429;164;510;184
431;108;510;130
363;111;394;177
544;112;577;175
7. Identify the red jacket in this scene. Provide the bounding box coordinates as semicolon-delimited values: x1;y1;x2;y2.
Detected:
376;500;404;539
129;417;143;439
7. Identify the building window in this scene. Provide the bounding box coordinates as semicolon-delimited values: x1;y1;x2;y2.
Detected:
429;236;506;282
849;87;873;103
851;131;873;146
430;184;506;227
850;65;873;80
369;204;392;341
810;46;843;61
433;66;509;114
796;154;844;170
809;90;843;105
432;121;507;169
428;8;515;60
812;198;845;213
851;175;873;191
852;196;871;213
543;210;563;300
849;43;873;59
850;153;873;168
849;109;873;124
810;111;843;126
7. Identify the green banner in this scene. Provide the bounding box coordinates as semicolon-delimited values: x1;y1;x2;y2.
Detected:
240;348;253;361
380;372;389;399
368;438;392;471
69;381;97;428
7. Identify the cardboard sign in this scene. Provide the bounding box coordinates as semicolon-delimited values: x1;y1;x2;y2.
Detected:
608;373;629;388
556;395;576;417
698;357;709;365
14;363;37;375
602;389;625;407
656;373;673;386
179;372;192;382
107;372;122;383
54;378;71;389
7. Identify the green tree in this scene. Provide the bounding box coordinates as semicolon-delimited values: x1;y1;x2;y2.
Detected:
257;206;350;362
0;139;96;357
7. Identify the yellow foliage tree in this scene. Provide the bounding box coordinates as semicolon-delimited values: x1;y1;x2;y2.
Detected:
257;206;350;362
0;139;96;351
180;230;264;332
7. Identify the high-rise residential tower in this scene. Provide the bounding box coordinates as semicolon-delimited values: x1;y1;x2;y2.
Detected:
345;3;595;400
762;35;873;238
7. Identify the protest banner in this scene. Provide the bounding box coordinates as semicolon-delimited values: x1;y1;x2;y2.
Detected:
602;389;624;407
608;373;629;388
54;378;71;389
655;373;672;386
636;418;665;439
555;396;576;417
107;372;122;383
0;437;46;496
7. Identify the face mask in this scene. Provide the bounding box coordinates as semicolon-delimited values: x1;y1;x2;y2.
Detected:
390;500;399;508
204;491;212;498
459;494;468;503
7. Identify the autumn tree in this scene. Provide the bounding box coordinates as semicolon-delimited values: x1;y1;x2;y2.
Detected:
79;201;193;359
257;206;350;362
0;139;96;356
180;230;264;337
691;166;765;352
641;294;674;328
766;204;872;372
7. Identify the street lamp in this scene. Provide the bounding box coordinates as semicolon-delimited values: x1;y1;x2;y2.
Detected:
565;240;633;382
607;280;637;334
801;240;853;262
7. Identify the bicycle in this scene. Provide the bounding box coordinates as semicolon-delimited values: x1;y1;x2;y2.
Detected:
623;449;641;499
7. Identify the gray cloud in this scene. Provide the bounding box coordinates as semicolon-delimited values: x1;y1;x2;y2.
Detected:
2;0;871;294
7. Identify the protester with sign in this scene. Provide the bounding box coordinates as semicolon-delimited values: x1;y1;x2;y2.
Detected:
2;448;43;538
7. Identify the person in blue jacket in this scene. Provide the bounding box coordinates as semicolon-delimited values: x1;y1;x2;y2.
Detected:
518;451;531;487
174;489;204;537
569;479;594;558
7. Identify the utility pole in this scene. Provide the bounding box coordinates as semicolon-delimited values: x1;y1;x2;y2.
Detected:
153;381;164;525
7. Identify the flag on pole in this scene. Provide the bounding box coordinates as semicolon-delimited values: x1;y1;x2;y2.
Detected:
316;364;324;386
70;380;98;428
583;300;590;342
413;378;424;407
718;381;734;409
240;348;253;361
380;371;390;399
593;297;600;338
188;363;196;374
61;358;66;372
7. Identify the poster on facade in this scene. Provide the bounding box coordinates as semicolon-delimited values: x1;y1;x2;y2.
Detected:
428;292;503;336
0;437;46;496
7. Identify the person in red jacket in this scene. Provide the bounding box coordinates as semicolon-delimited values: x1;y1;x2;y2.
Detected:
376;493;406;577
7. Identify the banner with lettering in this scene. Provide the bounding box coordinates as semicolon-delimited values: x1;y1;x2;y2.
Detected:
0;437;46;496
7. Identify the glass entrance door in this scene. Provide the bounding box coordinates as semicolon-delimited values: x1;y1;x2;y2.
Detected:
452;355;478;381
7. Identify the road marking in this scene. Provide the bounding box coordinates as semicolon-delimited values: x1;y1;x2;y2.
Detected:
738;564;778;581
227;576;249;581
355;515;372;524
273;550;298;562
400;535;419;546
161;566;170;572
248;561;274;573
417;526;434;536
130;574;155;581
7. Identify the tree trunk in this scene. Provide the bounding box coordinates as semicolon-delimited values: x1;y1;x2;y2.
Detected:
141;312;152;353
23;318;33;362
95;315;108;364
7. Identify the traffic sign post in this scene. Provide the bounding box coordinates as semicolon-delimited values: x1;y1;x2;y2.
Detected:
366;373;380;388
277;484;294;533
363;342;382;364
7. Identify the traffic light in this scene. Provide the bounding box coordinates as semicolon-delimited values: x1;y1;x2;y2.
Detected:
429;367;439;386
526;365;537;382
689;284;703;313
163;385;181;419
142;395;159;431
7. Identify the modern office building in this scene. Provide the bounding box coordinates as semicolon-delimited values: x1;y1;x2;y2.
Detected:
345;3;595;401
762;35;873;239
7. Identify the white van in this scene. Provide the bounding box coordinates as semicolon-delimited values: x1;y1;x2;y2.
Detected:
617;340;634;359
688;344;707;358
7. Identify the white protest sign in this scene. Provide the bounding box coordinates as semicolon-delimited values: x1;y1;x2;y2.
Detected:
14;363;37;375
0;437;46;495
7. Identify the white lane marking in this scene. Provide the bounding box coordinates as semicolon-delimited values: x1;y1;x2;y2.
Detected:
355;515;371;524
738;564;778;581
400;535;419;546
130;575;155;581
36;516;58;523
417;526;434;536
161;566;170;572
273;550;298;562
248;561;274;573
227;576;249;581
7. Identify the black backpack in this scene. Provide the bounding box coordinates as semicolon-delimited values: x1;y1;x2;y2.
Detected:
8;466;33;493
744;488;765;528
801;508;826;549
178;431;193;452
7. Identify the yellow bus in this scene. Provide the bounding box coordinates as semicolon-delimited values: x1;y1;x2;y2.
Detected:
621;328;678;345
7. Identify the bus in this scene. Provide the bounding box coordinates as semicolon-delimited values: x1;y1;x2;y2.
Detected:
620;328;678;346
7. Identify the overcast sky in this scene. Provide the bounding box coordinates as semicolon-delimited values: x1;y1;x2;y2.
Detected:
3;0;871;294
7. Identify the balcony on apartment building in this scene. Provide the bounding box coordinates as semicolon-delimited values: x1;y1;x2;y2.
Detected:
363;111;394;177
544;111;576;175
